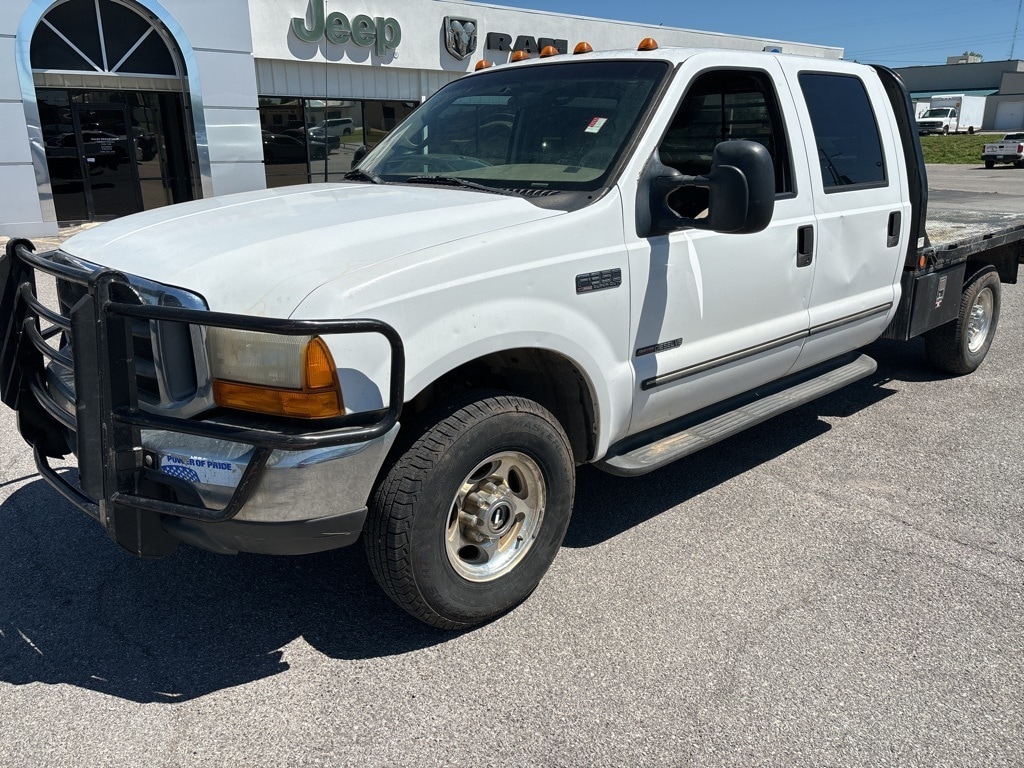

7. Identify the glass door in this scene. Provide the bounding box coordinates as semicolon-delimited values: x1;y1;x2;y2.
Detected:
72;104;144;220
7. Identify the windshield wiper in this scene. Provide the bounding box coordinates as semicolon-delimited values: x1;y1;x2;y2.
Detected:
403;176;515;196
343;168;384;184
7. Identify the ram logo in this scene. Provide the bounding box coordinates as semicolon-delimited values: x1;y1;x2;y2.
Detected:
444;17;477;61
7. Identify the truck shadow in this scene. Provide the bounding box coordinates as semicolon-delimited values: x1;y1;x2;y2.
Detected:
0;340;940;704
565;340;932;549
0;478;448;704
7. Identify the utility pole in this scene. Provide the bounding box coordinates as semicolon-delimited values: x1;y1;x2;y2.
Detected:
1013;0;1023;59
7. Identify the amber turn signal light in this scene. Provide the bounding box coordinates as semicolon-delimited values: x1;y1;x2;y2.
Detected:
213;381;343;419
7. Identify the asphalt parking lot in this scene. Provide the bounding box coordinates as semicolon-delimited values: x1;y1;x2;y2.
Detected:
1;168;1023;766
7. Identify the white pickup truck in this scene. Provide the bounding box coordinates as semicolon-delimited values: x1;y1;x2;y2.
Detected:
982;133;1024;168
4;45;1024;629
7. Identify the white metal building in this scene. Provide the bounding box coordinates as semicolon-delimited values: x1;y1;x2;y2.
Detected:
1;0;842;237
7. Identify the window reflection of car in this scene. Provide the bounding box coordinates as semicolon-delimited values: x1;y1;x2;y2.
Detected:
132;128;158;161
262;131;326;163
308;118;356;149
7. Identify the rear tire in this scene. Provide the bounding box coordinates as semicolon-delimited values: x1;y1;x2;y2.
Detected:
364;393;575;629
984;160;995;169
925;266;1001;375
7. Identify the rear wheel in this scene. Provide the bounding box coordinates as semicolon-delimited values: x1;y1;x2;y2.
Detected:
925;266;1001;375
985;159;995;169
364;393;575;629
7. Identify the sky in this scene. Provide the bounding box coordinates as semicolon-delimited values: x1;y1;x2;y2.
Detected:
481;0;1024;67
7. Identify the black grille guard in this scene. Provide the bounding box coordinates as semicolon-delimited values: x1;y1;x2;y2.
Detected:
1;238;404;555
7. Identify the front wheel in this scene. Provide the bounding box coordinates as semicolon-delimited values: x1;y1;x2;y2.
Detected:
364;393;575;629
925;266;1001;375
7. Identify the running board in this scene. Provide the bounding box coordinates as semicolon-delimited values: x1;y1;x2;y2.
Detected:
597;354;877;477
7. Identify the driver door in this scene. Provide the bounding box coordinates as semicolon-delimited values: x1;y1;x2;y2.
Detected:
626;61;817;434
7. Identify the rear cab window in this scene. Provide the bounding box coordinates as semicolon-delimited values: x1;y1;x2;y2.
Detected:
798;73;887;192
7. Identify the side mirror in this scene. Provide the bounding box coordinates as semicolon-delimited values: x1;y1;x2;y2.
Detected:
641;139;775;237
351;145;370;169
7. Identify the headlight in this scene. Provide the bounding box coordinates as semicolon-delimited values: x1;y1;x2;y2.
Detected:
206;328;343;419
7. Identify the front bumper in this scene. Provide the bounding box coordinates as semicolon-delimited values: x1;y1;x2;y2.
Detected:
1;239;404;557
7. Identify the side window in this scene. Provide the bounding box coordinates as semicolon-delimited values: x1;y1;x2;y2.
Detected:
799;73;887;190
659;70;793;218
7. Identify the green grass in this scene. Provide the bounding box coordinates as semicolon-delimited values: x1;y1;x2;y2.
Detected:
919;133;992;164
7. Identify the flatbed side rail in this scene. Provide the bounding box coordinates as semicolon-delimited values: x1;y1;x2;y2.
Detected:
883;223;1024;341
1;239;405;543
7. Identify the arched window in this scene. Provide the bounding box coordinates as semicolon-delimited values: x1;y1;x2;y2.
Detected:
31;0;179;77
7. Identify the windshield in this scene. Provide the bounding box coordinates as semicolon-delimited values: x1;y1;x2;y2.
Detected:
357;60;669;192
921;108;952;118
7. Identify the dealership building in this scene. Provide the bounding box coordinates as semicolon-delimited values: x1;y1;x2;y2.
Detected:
1;0;841;237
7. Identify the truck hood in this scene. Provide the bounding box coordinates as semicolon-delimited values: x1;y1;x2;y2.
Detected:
60;183;563;315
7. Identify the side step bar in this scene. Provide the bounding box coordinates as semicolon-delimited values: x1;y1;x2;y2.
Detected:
597;354;877;477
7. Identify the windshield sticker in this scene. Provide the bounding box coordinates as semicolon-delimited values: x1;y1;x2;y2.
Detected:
585;117;608;134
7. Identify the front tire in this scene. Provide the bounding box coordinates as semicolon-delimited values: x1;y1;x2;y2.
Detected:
925;266;1001;375
365;393;575;629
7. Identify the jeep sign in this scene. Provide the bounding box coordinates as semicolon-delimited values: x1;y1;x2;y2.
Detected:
291;1;401;56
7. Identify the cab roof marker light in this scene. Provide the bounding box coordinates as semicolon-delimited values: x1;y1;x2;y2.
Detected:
540;45;560;58
573;41;593;54
475;59;492;71
638;38;659;51
510;50;530;62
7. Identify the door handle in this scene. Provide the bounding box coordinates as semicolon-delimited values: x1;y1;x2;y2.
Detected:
797;225;814;268
887;211;901;247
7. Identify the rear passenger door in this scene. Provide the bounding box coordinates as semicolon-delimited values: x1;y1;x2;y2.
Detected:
779;64;910;369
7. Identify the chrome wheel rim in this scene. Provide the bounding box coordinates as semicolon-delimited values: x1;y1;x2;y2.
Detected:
966;287;994;354
445;451;546;582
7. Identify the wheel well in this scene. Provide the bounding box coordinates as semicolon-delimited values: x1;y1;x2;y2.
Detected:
967;255;1018;285
403;349;598;464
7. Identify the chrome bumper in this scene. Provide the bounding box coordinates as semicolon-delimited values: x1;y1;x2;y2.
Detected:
143;425;398;524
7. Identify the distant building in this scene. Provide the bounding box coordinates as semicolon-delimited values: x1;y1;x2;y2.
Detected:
896;59;1024;132
946;54;983;65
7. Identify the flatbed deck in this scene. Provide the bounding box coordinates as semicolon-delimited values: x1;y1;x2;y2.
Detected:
926;212;1024;248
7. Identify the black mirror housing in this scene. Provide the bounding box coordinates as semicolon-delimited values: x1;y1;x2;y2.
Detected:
640;139;776;237
705;140;775;234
